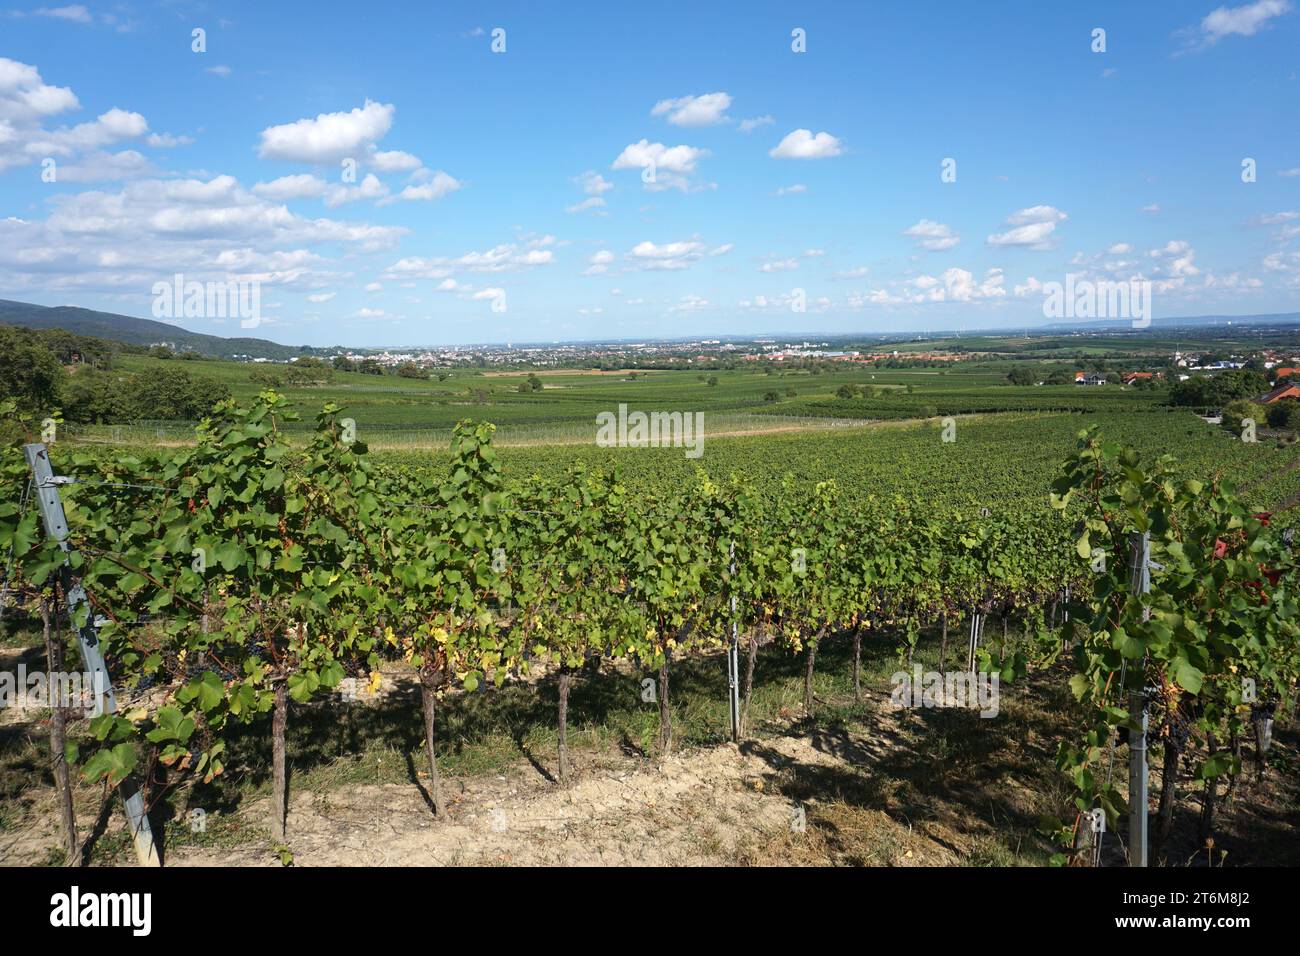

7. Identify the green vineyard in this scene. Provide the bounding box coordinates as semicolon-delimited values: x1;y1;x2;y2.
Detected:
2;392;1297;866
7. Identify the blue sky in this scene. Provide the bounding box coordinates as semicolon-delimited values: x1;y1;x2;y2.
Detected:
1;0;1299;346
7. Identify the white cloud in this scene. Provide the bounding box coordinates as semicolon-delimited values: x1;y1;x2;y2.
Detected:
904;219;960;251
210;248;322;274
986;205;1067;249
1198;1;1292;45
325;173;388;208
1142;203;1161;214
566;197;606;214
54;149;153;182
612;139;707;174
1106;242;1133;254
383;241;555;280
759;258;798;273
909;267;1005;303
774;184;807;196
252;173;328;201
1281;168;1300;177
1148;240;1200;283
1005;205;1067;226
0;65;154;171
567;172;611;213
670;293;710;312
0;174;406;299
206;65;232;78
584;249;615;275
1013;276;1044;297
387;170;461;203
625;238;730;271
145;132;192;148
307;292;336;303
769;128;843;159
611;139;710;192
1203;271;1263;289
987;223;1058;249
832;266;869;280
34;6;92;24
1263;250;1300;272
651;92;732;126
574;170;613;195
367;147;423;172
738;115;774;133
257;99;395;163
0;57;80;123
354;307;385;318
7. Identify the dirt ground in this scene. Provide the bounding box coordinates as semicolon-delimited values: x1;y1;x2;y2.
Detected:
2;714;958;867
3;638;1295;868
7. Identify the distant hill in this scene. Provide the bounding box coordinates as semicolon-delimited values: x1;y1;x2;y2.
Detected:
0;300;314;360
1040;313;1300;331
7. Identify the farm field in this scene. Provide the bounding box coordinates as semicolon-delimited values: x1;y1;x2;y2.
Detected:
56;353;1300;517
63;356;1089;442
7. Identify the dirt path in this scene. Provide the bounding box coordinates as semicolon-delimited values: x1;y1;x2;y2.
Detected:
63;413;981;453
0;722;937;867
174;745;786;866
160;721;956;867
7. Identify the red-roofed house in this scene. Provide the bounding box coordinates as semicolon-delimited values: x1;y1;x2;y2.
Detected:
1258;383;1300;404
1274;367;1299;383
1122;371;1158;385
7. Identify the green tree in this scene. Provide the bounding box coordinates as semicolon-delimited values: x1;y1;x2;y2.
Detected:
0;326;65;414
1266;399;1300;429
126;367;230;420
1169;370;1269;407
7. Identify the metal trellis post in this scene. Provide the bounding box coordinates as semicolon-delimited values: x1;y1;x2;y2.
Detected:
727;540;740;742
23;443;161;867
